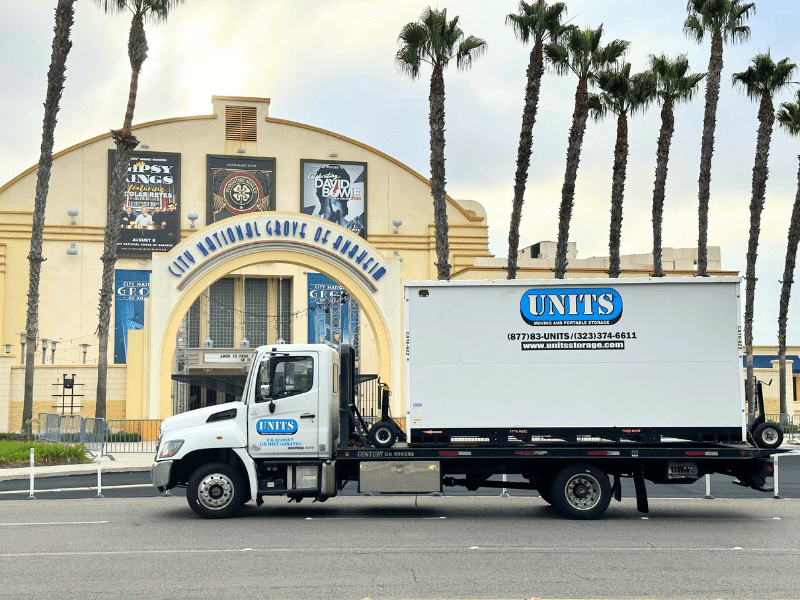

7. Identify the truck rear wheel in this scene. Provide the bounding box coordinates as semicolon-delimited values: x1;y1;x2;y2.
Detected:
187;463;245;519
550;464;611;520
753;422;783;449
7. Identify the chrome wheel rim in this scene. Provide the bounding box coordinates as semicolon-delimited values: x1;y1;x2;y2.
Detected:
564;474;602;511
197;473;235;510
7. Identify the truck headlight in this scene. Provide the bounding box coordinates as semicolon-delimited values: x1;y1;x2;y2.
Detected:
159;440;184;458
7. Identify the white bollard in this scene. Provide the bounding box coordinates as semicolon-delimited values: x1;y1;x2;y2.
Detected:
773;455;780;499
96;454;104;498
704;474;713;499
500;473;510;498
28;447;36;499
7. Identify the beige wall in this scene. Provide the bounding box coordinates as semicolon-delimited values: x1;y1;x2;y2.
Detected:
0;96;489;428
1;359;127;431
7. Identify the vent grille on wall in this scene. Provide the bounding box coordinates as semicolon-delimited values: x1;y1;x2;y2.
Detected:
225;106;257;142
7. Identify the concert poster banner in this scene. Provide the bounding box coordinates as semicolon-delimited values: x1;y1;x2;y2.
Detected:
207;155;275;223
109;150;181;255
301;160;366;238
114;269;150;364
306;273;359;348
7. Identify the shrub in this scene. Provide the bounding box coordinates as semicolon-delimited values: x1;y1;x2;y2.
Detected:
0;440;93;467
106;431;142;443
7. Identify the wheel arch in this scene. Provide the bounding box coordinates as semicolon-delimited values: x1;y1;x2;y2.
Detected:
171;448;257;502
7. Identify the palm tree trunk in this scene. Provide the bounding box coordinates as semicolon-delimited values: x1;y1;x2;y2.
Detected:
96;133;138;421
608;113;629;278
429;63;450;280
777;157;800;419
123;13;148;132
697;33;723;277
554;76;590;279
652;99;675;278
21;0;76;436
507;38;545;280
96;12;148;420
744;91;776;409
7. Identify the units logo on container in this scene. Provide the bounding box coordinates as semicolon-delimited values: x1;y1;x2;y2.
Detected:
520;288;623;326
255;418;298;435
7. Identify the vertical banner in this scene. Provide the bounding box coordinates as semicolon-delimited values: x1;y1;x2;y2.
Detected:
114;270;150;364
207;155;275;223
301;160;367;238
306;273;359;347
110;150;181;255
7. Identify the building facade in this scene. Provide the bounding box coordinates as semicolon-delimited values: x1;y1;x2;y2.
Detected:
1;95;792;431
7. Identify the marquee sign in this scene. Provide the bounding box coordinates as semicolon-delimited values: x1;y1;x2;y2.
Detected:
167;214;387;292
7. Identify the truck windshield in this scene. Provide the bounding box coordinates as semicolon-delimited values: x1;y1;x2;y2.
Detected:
255;356;314;403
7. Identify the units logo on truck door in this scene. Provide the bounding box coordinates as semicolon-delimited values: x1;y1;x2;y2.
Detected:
520;288;623;326
255;419;299;435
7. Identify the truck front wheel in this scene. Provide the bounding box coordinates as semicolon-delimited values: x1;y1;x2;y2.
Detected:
187;463;245;519
550;464;611;520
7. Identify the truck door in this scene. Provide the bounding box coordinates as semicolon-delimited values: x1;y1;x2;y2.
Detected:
249;352;320;458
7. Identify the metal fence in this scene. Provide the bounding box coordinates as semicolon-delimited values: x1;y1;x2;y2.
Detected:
36;413;107;456
35;414;162;455
356;376;381;424
764;414;799;444
105;419;162;454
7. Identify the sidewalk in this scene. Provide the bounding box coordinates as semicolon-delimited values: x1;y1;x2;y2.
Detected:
0;452;153;482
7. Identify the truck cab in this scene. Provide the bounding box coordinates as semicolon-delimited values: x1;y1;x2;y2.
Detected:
153;344;346;518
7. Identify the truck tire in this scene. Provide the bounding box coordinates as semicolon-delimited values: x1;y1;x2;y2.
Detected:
369;421;397;448
537;485;553;505
753;422;783;449
187;463;245;519
550;464;611;520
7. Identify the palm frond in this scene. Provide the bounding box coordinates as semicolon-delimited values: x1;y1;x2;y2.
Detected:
733;52;797;100
456;36;487;70
777;91;800;136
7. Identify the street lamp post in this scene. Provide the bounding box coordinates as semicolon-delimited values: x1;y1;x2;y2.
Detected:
41;339;48;365
50;340;57;364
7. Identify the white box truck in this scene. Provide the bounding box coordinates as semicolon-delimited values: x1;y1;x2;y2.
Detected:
405;277;745;445
152;278;784;520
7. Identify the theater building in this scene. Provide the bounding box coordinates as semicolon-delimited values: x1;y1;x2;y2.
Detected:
3;95;787;432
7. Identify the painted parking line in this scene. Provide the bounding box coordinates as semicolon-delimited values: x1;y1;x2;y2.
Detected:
0;521;109;526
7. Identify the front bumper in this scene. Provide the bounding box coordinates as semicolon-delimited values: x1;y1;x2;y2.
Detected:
152;460;173;492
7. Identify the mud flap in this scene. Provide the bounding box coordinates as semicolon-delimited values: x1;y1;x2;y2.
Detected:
633;465;649;513
612;474;622;502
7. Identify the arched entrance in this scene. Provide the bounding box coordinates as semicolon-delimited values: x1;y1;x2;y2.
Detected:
142;212;403;419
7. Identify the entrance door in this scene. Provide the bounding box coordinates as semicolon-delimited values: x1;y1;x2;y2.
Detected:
249;353;320;458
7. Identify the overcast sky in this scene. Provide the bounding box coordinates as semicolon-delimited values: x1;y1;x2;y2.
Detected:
2;0;800;345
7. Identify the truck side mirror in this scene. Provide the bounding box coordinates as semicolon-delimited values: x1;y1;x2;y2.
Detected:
260;383;271;400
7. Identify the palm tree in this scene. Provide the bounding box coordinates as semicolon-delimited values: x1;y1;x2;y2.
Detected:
545;26;629;279
21;0;77;437
649;54;705;277
775;91;800;421
733;52;797;410
397;7;486;280
95;0;184;421
588;63;655;278
505;0;572;279
684;0;755;276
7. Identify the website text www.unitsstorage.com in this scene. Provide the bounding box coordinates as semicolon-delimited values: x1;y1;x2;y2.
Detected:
521;340;625;351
